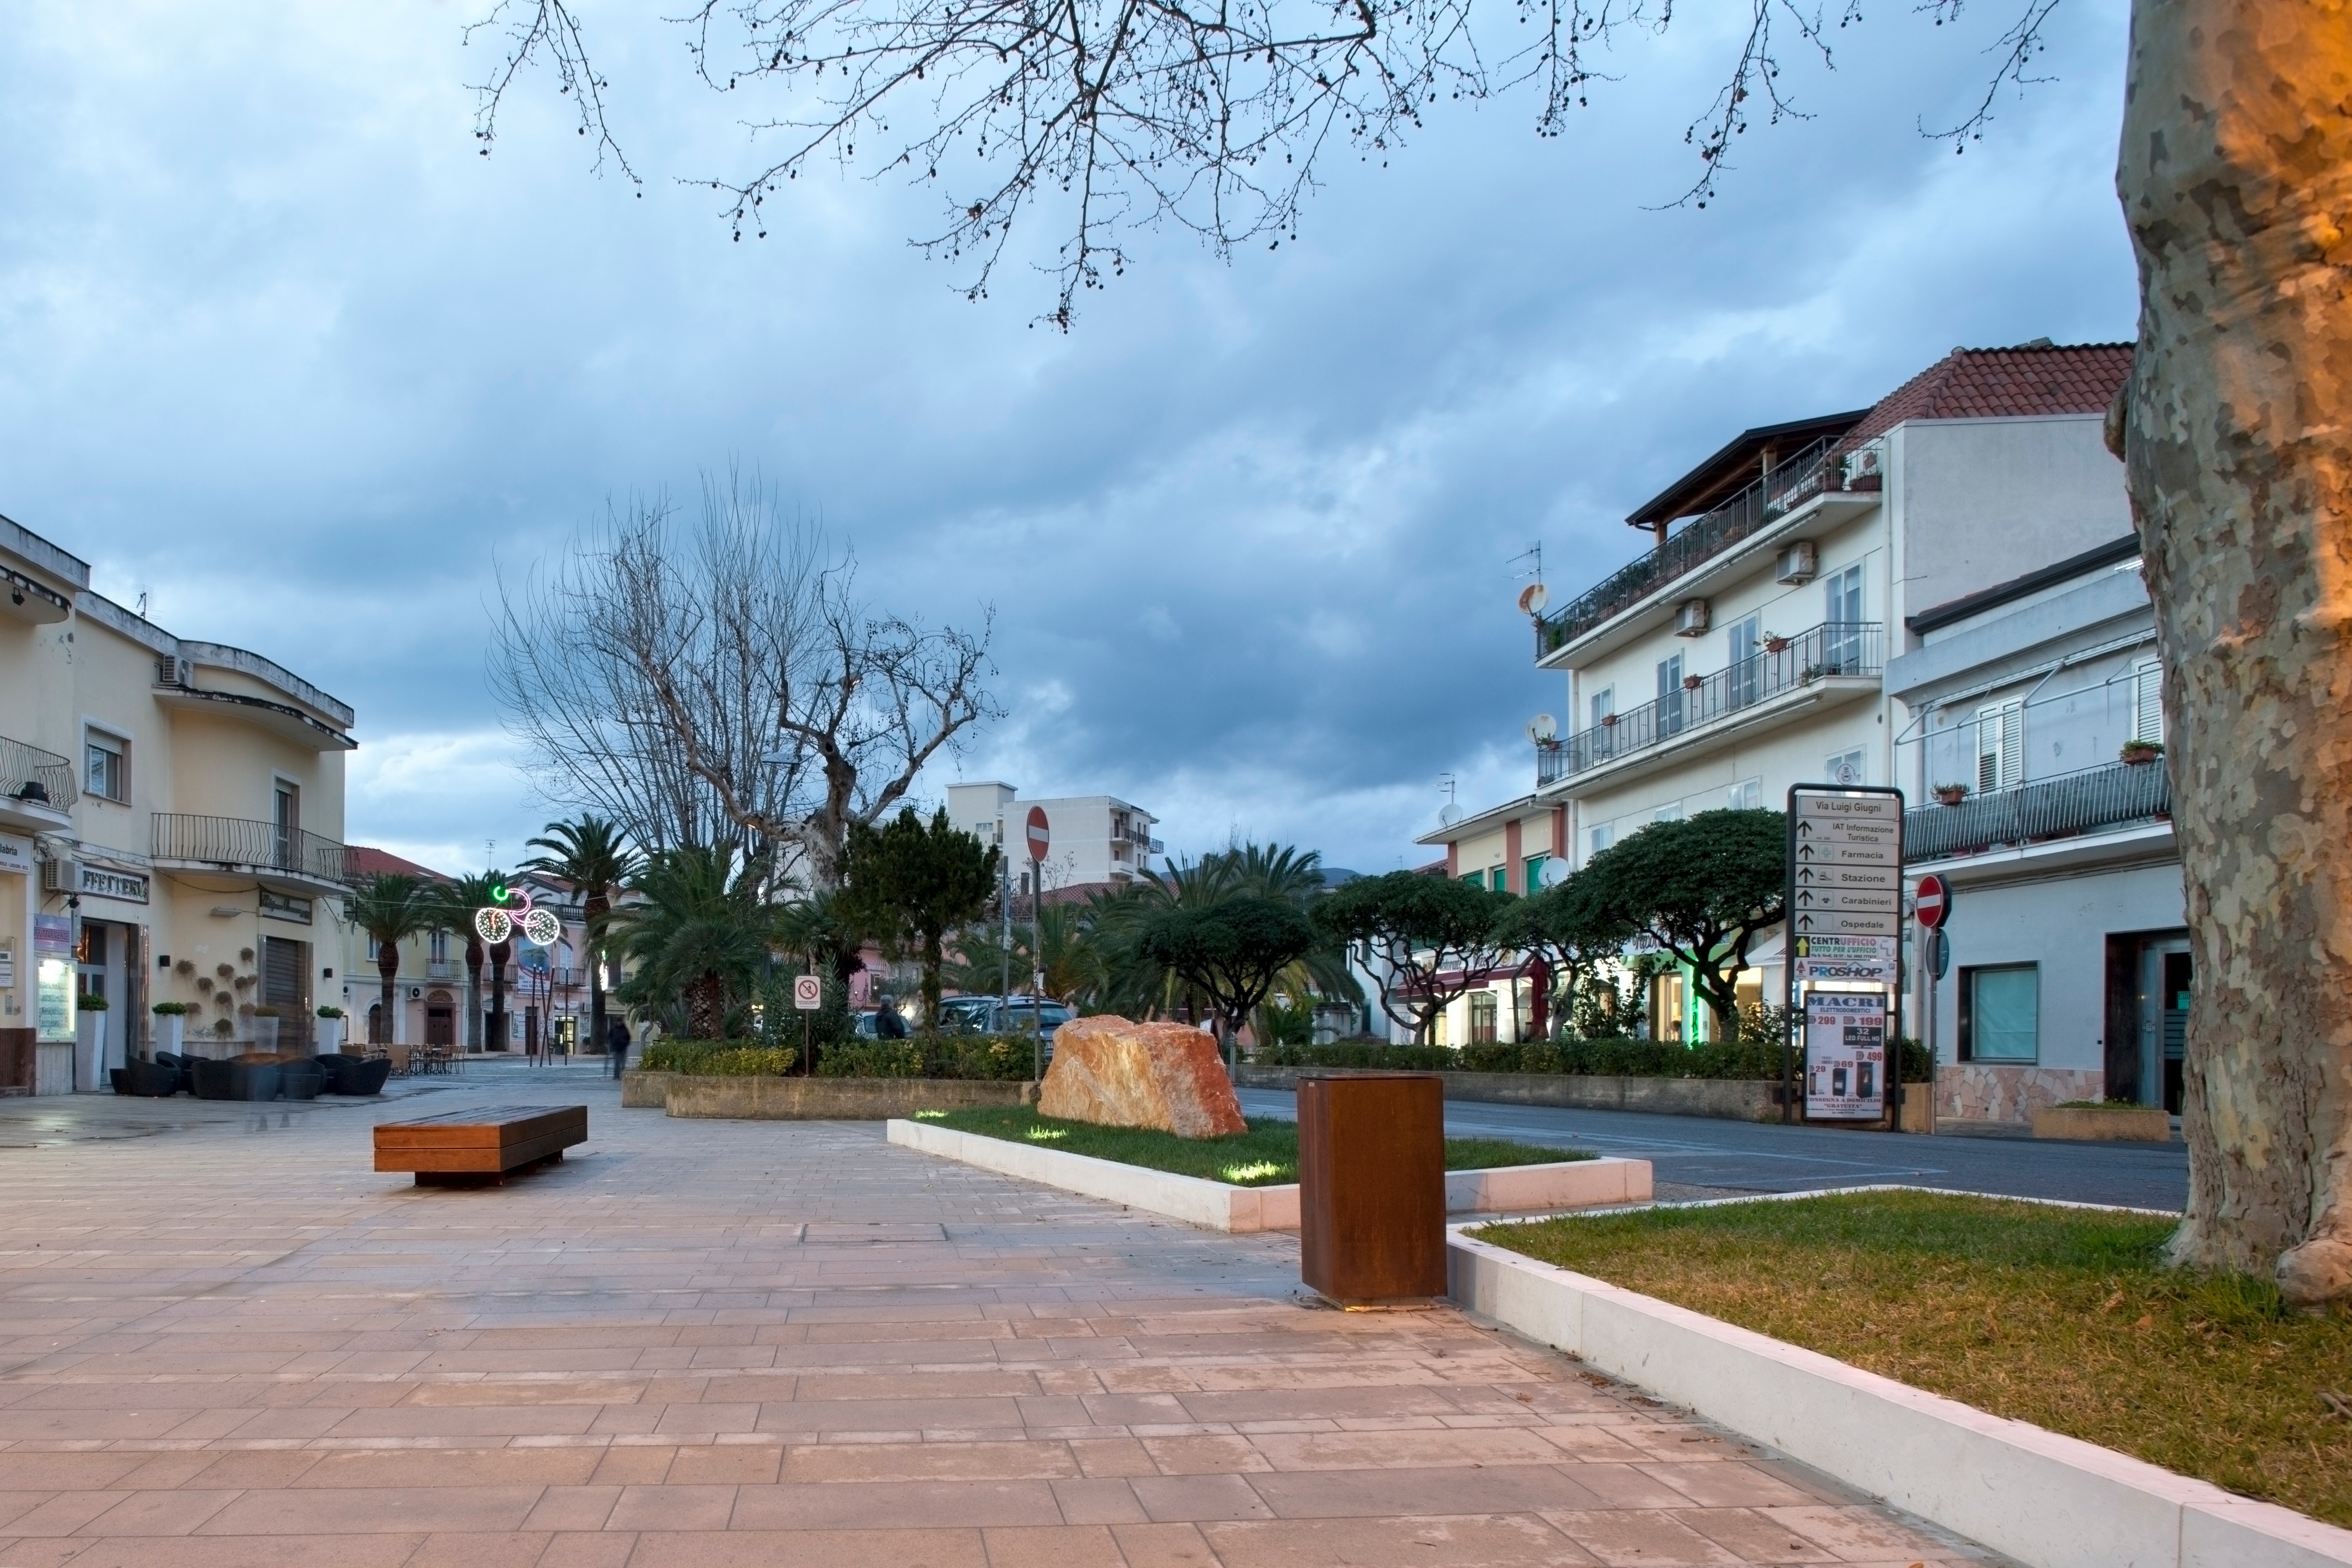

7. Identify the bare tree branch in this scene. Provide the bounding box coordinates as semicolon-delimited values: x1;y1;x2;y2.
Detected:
467;0;2059;318
465;0;643;185
1914;0;2062;151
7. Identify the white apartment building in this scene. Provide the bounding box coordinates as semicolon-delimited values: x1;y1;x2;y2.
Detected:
945;782;1162;893
0;511;355;1092
1891;535;2183;1127
1422;342;2143;1073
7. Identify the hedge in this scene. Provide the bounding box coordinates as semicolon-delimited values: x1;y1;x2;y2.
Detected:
1255;1036;1933;1082
640;1035;1039;1081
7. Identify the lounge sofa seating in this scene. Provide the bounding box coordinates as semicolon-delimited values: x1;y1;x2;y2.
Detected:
114;1058;182;1098
190;1057;281;1102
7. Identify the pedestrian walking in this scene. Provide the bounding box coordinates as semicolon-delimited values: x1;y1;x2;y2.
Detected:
875;995;909;1039
607;1015;633;1079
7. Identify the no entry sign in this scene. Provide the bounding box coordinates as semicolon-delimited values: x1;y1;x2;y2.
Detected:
1915;873;1951;930
1025;806;1051;863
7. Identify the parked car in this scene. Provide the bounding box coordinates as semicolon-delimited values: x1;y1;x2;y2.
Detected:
940;995;1071;1039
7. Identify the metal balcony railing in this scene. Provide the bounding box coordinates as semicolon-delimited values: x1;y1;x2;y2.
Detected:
151;813;355;885
1536;438;1854;657
1539;620;1883;787
1906;758;2171;862
0;735;75;810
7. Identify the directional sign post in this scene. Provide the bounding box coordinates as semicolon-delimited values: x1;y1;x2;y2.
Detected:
1784;786;1907;1129
1024;807;1051;1083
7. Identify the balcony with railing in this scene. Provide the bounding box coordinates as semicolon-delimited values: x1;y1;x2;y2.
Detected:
1538;620;1883;788
0;735;75;826
1906;758;2171;863
151;814;355;888
1535;438;1871;659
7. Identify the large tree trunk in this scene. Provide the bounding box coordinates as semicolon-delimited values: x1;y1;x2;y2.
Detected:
2118;0;2352;1307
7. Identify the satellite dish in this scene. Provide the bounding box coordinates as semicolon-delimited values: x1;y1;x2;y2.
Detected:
1539;857;1570;889
1526;713;1558;744
1517;583;1551;617
1438;804;1463;827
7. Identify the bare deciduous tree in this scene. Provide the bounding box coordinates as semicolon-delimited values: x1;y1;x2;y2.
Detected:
491;473;999;889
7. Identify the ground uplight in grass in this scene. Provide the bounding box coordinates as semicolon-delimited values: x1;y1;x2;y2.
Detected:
930;1106;1583;1187
1477;1189;2352;1529
912;1110;946;1121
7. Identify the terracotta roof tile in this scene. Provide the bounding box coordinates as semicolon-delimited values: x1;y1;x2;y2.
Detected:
1843;342;2133;447
348;846;454;881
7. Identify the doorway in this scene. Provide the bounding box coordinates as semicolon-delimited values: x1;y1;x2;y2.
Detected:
260;935;311;1052
2103;930;2190;1111
426;991;455;1048
75;918;138;1073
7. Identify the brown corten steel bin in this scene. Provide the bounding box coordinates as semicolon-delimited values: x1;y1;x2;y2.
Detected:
1297;1071;1448;1305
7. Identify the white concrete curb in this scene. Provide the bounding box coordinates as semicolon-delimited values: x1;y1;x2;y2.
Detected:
1446;1228;2352;1568
884;1119;1650;1233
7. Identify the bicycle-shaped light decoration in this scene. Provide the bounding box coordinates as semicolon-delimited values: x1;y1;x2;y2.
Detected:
474;882;563;948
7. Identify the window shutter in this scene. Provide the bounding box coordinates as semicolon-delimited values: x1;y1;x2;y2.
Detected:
2134;658;2164;744
1977;702;2022;793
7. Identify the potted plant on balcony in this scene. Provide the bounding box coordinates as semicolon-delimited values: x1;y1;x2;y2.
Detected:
1818;451;1846;492
2120;737;2165;765
1681;673;1704;691
315;1005;346;1055
151;1001;188;1056
1763;631;1791;654
1933;782;1971;806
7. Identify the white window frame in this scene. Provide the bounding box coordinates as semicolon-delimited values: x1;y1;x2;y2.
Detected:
81;722;130;805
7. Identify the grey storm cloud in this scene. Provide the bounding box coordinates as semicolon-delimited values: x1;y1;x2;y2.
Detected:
0;1;2136;875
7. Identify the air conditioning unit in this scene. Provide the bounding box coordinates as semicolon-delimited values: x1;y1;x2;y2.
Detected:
40;857;78;895
1776;542;1819;585
1673;599;1711;637
156;656;192;687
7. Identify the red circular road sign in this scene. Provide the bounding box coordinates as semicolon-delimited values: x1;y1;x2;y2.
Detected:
1915;873;1951;930
1025;806;1051;863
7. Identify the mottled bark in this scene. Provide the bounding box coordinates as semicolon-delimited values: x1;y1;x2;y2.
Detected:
2117;0;2352;1306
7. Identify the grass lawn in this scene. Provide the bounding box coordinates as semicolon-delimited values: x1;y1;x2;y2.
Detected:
1477;1189;2352;1528
926;1106;1585;1187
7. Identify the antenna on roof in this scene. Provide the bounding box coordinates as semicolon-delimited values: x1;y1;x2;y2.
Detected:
1437;774;1461;828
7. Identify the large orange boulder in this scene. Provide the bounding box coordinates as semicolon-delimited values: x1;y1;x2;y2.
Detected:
1039;1016;1247;1139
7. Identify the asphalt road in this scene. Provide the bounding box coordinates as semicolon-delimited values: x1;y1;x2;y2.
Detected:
1234;1086;2189;1212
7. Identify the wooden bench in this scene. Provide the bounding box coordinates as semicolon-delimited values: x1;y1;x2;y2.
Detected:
374;1105;587;1185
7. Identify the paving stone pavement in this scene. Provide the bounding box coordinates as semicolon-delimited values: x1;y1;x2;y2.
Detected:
0;1074;2005;1567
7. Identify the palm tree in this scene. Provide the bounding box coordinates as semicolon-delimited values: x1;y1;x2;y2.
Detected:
344;873;436;1046
610;843;775;1040
436;872;505;1052
524;816;636;1057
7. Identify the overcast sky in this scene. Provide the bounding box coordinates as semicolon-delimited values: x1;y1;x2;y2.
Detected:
1;0;2137;876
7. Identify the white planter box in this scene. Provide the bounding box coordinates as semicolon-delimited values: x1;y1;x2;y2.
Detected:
315;1017;345;1055
885;1119;1650;1233
34;1042;73;1097
152;1014;184;1056
1445;1228;2352;1568
74;1011;108;1090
